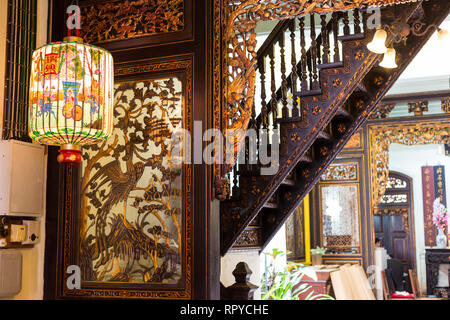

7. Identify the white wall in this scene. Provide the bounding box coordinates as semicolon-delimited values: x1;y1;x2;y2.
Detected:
0;0;49;300
397;19;450;80
219;224;287;300
388;143;450;294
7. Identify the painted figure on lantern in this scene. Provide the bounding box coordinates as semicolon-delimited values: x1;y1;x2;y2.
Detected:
87;94;100;115
37;86;56;118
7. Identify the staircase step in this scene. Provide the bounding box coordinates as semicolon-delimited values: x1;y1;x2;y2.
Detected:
336;107;351;118
295;89;322;97
317;130;331;141
263;201;278;209
337;33;365;41
300;153;313;163
355;82;369;93
281;177;296;186
317;61;344;69
249;216;261;227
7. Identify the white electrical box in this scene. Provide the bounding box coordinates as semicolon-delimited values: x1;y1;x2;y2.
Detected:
0;140;45;217
0;250;22;297
22;220;40;245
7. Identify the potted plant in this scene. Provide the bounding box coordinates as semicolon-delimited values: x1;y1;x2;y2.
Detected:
261;248;333;300
310;246;326;266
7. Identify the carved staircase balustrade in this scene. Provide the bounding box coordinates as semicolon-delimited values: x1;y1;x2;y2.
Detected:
220;0;450;255
216;0;427;195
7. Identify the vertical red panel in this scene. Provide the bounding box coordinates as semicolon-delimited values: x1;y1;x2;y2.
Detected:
433;165;447;236
422;166;436;246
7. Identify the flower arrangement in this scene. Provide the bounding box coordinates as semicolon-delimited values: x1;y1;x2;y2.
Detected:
432;198;448;230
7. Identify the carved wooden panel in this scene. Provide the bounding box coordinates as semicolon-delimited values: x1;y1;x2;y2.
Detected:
79;0;193;50
286;203;305;261
233;229;259;248
80;77;184;283
326;235;353;247
425;249;450;296
368;119;450;209
320;163;358;182
385;176;408;189
59;59;193;299
380;193;408;204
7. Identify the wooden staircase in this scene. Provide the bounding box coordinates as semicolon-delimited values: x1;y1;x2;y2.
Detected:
220;0;450;256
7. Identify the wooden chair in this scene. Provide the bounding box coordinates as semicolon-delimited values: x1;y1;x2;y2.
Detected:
381;270;391;300
407;268;442;300
408;269;419;299
381;270;414;300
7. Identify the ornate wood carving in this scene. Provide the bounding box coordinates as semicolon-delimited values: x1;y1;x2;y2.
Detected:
344;131;362;149
369;103;396;119
320;163;358;181
408;100;429;116
233;228;259;248
286;203;306;261
60;58;193;299
442;98;450;113
80;0;185;44
326;235;353;247
369;119;450;210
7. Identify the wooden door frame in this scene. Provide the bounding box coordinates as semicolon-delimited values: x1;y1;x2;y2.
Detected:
374;170;416;270
367;115;450;274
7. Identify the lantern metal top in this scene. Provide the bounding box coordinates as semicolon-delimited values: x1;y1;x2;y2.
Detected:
60;144;81;151
34;37;113;56
63;36;84;43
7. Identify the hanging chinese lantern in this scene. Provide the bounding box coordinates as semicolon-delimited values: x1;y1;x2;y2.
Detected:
28;35;114;164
